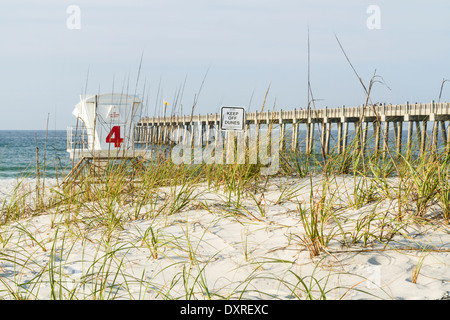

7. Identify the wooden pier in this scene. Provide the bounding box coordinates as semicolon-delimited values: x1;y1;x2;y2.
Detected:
135;101;450;157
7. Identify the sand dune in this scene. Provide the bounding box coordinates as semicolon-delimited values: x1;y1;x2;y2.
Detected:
0;176;448;300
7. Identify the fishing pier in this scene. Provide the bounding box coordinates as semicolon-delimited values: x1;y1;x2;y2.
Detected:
135;101;450;157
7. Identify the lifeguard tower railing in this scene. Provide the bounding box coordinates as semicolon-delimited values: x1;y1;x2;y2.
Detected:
67;126;90;156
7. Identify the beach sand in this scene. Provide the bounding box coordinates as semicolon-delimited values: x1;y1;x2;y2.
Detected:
0;176;448;300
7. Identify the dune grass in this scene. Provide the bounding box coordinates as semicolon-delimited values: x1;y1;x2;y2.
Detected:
0;122;449;300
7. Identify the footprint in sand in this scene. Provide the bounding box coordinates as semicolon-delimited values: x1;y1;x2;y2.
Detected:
367;255;391;266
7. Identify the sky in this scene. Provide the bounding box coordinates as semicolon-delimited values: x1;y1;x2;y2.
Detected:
0;0;449;130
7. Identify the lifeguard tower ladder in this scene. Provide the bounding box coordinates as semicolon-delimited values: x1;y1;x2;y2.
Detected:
64;93;151;184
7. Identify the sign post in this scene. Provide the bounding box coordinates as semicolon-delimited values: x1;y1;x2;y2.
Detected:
220;106;246;164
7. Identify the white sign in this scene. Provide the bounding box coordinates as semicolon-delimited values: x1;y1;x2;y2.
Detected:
220;106;246;131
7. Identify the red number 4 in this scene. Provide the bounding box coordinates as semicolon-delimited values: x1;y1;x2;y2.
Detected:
106;126;124;148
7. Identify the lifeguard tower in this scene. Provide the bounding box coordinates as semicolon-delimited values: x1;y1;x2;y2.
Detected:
65;93;151;183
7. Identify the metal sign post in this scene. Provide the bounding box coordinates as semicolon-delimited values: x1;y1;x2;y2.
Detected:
220;106;246;164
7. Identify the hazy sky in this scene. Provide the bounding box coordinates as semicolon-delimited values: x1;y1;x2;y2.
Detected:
1;0;449;130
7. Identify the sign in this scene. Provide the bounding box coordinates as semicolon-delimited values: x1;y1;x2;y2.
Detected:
220;106;246;131
106;105;121;123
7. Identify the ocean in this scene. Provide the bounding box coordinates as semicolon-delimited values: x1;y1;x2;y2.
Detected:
0;130;71;180
0;125;440;182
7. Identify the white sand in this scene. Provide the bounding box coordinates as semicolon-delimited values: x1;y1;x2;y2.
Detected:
0;176;448;300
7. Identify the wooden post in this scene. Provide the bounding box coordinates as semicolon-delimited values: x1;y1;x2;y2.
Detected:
249;116;258;164
155;125;160;143
163;124;168;144
197;120;202;147
432;120;438;152
145;125;149;145
292;115;298;152
407;120;413;158
306;122;310;154
421;120;428;156
189;121;194;155
447;121;450;154
192;120;201;164
337;121;343;154
355;121;361;155
147;125;151;144
165;123;169;144
415;121;421;155
325;122;331;156
135;126;140;143
205;114;211;147
161;121;168;144
279;110;285;152
339;105;345;154
343;121;348;154
320;121;326;158
244;121;250;164
183;122;188;148
292;122;298;153
306;122;311;155
143;125;146;144
397;121;403;155
306;108;311;155
136;125;140;143
374;120;381;154
393;121;398;154
362;121;368;157
322;107;328;157
177;124;182;144
150;125;154;145
255;111;260;161
383;121;390;155
214;120;219;162
441;121;447;152
309;122;315;155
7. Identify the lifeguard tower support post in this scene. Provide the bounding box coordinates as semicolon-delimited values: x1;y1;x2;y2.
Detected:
66;93;151;182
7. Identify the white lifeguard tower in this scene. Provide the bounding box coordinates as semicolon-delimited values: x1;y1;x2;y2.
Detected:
65;93;151;183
